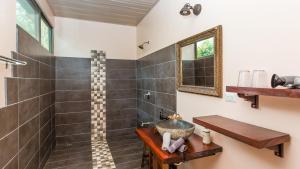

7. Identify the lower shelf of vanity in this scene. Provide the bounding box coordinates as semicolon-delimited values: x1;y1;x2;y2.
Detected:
136;128;222;165
193;115;290;157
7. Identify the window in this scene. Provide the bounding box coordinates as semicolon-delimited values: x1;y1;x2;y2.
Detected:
16;0;39;40
16;0;53;52
195;37;215;59
41;18;51;51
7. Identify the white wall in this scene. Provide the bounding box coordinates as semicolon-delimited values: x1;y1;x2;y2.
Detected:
54;17;137;59
0;0;17;108
137;0;300;169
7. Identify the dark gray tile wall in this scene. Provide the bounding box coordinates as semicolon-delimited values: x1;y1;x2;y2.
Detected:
55;57;91;146
182;57;214;87
194;56;214;87
101;59;148;169
0;28;55;169
137;45;177;123
182;60;196;85
106;59;137;133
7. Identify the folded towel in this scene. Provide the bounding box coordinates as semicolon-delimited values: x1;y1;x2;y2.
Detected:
167;138;185;153
161;132;171;151
170;139;187;152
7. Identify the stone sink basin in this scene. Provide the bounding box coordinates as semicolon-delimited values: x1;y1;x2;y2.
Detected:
156;120;195;139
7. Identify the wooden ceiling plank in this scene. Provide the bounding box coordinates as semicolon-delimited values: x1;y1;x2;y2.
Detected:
55;12;138;25
50;0;152;11
54;8;142;20
50;3;147;16
47;0;158;26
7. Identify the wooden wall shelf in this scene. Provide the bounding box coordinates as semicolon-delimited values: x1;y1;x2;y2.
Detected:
226;86;300;108
193;115;290;157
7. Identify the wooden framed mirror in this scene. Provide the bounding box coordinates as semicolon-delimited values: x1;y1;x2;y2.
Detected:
176;25;223;97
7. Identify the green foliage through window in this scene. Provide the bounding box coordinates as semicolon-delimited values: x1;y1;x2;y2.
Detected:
16;0;39;40
196;37;214;59
41;19;51;51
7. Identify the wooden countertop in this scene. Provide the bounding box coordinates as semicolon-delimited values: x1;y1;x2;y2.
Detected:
135;128;222;164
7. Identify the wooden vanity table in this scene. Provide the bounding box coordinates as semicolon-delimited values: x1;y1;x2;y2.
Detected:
136;128;222;169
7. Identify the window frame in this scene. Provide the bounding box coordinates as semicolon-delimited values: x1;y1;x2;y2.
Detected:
16;0;53;53
40;15;53;52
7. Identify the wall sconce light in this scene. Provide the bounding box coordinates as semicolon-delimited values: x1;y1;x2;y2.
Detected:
180;3;202;16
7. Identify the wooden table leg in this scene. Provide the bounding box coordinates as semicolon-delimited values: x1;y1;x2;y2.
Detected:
150;151;170;169
157;155;169;169
141;143;149;168
161;163;169;169
153;154;158;169
149;151;153;169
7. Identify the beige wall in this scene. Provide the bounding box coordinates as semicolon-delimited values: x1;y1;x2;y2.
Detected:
0;0;53;108
137;0;300;169
54;17;137;59
0;0;17;108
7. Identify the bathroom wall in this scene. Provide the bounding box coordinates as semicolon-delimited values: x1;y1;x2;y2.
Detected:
54;17;137;59
105;59;149;169
0;0;16;108
0;28;55;169
106;59;137;132
137;45;176;123
55;57;91;146
137;0;300;169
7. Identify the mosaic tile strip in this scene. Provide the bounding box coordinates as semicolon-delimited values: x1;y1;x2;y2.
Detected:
91;50;116;169
91;140;116;169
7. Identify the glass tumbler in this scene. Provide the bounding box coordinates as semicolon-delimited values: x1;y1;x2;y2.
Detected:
237;70;251;87
252;70;268;88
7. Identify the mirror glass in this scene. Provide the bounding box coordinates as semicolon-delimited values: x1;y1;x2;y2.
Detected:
176;25;222;97
181;37;215;87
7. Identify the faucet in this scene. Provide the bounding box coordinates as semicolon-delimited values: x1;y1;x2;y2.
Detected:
144;91;151;100
140;121;154;127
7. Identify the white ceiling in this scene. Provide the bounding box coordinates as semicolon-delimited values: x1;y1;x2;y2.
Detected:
47;0;158;26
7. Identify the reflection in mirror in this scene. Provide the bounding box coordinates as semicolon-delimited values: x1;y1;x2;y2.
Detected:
176;25;222;97
182;37;215;87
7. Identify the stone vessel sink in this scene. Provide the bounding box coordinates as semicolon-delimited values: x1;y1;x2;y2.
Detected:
156;120;195;139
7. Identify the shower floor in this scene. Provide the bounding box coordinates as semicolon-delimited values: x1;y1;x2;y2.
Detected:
44;142;93;169
44;128;147;169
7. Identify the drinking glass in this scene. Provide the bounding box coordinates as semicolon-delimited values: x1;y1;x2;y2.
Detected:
237;70;251;87
252;70;268;88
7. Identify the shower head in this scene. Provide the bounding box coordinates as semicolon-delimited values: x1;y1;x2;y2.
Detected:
138;41;150;50
138;44;144;49
180;3;202;16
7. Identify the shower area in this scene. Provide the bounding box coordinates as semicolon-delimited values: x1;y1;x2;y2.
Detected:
45;52;143;169
45;44;176;169
0;28;176;169
46;44;176;169
5;27;177;169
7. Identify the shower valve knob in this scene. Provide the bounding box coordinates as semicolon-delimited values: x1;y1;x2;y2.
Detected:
144;92;151;100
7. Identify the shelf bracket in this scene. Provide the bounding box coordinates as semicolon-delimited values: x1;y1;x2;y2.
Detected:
267;144;284;158
237;94;259;109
